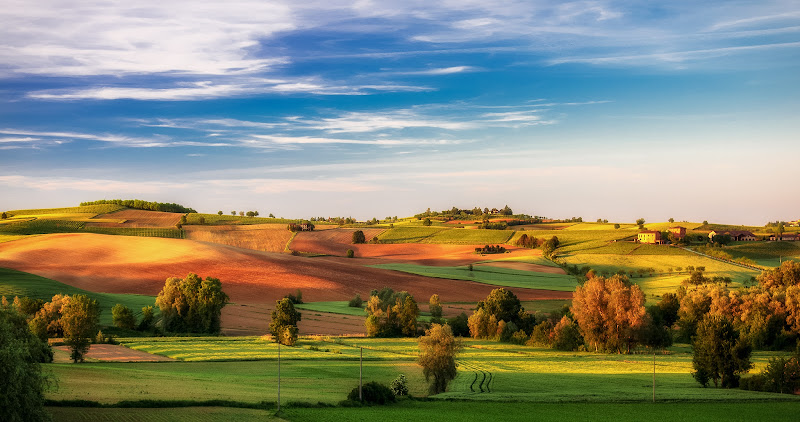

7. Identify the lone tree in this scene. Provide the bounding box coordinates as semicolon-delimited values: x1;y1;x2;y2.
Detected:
692;314;752;388
418;323;461;394
269;298;301;346
429;294;443;323
571;275;646;353
636;218;646;229
0;305;52;421
111;303;136;330
156;273;229;334
61;294;101;363
352;230;366;244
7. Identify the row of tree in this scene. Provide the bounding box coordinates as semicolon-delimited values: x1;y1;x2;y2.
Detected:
80;199;196;213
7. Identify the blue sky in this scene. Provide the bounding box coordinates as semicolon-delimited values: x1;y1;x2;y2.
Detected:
1;1;798;224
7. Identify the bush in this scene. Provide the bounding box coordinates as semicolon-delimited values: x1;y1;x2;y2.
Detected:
348;294;363;308
352;230;366;244
347;381;396;404
138;306;154;331
111;304;136;330
390;374;408;396
346;249;355;258
446;312;470;337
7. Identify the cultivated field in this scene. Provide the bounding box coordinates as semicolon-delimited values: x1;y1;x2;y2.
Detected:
86;209;183;228
289;228;386;256
185;223;294;253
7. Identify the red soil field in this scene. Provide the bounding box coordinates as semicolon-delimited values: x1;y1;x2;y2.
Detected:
53;344;174;362
184;223;293;253
86;209;183;228
0;234;568;304
290;228;385;256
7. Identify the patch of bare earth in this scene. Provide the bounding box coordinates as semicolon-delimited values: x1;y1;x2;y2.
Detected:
85;209;183;228
184;224;293;253
53;344;174;362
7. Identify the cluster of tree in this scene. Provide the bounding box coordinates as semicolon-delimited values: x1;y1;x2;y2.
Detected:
7;293;100;363
287;221;315;232
80;199;196;213
0;302;51;421
541;236;560;257
548;217;583;223
269;298;302;346
692;314;753;388
474;244;506;254
230;210;259;217
515;234;540;248
111;303;155;331
284;289;304;305
414;205;520;220
477;221;508;230
364;288;419;337
674;261;800;351
349;294;363;308
740;349;800;394
155;273;229;334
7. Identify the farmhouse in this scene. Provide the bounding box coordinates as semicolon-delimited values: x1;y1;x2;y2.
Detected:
768;233;800;241
668;226;686;240
708;230;757;242
637;230;662;244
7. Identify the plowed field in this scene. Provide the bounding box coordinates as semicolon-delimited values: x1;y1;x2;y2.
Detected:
0;233;567;304
290;228;386;255
184;223;292;252
86;209;183;228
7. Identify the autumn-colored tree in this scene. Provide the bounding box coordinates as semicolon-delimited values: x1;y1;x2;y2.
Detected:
571;275;646;353
61;294;100;363
429;294;443;323
418;324;461;394
467;308;490;339
28;294;71;341
758;261;800;290
364;288;418;337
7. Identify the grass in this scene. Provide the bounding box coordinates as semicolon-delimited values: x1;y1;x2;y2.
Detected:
724;241;800;267
285;401;800;422
295;301;434;322
0;267;156;326
510;230;635;254
369;263;578;291
0;234;28;243
420;229;514;245
0;219;184;238
376;226;447;243
5;204;124;216
482;254;561;268
47;407;281;422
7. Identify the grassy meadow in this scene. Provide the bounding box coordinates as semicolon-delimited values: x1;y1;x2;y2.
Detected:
370;263;578;291
0;267;156;326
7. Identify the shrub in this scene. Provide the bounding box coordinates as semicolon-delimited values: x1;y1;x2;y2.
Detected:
347;381;396;404
138;306;155;331
352;230;366;244
511;329;529;345
346;249;355;258
447;312;470;337
348;294;363;308
390;374;408;396
111;304;136;330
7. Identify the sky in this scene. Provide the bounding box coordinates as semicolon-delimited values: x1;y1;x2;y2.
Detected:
1;1;798;224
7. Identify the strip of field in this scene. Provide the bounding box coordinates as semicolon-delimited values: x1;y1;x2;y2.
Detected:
290;228;386;256
295;301;435;322
509;230;635;254
53;344;175;362
0;267;156;326
5;204;123;216
370;263;578;292
87;209;182;228
0;234;27;243
419;229;514;245
724;241;800;267
185;224;293;253
48;407;280;422
186;213;338;227
376;226;447;243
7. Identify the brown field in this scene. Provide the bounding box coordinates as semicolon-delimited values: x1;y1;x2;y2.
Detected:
184;224;293;252
85;209;183;228
0;233;569;306
53;344;175;362
289;228;386;255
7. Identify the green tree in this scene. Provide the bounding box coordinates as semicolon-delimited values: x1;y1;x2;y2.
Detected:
364;288;418;337
217;210;223;216
429;294;443;322
155;273;229;334
269;298;302;346
636;218;645;229
138;306;155;331
111;304;136;330
692;314;752;388
669;218;675;223
477;288;522;325
423;217;432;226
1;211;7;219
61;294;100;363
614;223;620;229
0;305;52;422
418;323;461;394
352;230;366;244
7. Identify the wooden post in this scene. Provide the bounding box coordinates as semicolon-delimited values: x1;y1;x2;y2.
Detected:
652;350;656;403
277;341;281;412
359;347;363;402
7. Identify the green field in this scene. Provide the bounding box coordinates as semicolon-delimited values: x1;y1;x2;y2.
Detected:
420;229;514;245
0;218;184;238
47;337;798;407
186;213;338;226
48;407;280;422
0;234;28;243
509;230;635;254
724;241;800;267
376;226;447;243
5;204;124;216
295;301;434;322
0;267;156;326
370;263;578;291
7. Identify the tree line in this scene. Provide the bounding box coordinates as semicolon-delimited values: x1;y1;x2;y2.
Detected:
81;199;197;213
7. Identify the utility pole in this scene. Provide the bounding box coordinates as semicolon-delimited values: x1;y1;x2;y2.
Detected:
277;341;281;413
359;347;363;402
652;350;656;403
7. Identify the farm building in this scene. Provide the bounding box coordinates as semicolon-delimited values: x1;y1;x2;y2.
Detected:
668;226;686;239
708;230;757;242
638;230;662;244
768;233;800;241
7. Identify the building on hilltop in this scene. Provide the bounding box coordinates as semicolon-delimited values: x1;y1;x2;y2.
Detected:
638;230;662;244
708;230;757;242
768;233;800;241
668;226;686;240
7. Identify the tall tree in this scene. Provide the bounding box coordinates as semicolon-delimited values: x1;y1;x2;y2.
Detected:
111;304;136;330
571;275;646;353
418;324;461;394
429;294;443;322
269;298;302;346
692;314;752;388
60;294;100;363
